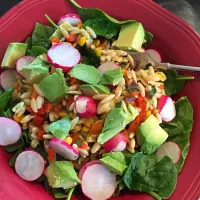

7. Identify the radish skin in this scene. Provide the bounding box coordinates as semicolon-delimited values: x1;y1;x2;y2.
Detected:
0;70;20;90
49;138;79;160
98;62;118;76
0;117;22;146
158;95;176;122
81;163;116;200
15;150;45;181
58;14;82;26
156;142;181;164
74;96;97;118
47;43;81;72
103;131;127;152
146;49;162;63
16;56;36;77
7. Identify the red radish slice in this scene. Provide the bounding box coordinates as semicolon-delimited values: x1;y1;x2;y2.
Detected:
81;163;116;200
98;62;118;76
146;49;162;63
103;131;127;152
0;70;20;90
58;13;82;26
15;150;45;181
158;95;176;122
47;43;81;72
16;56;36;77
79;160;100;180
74;96;96;118
0;117;22;146
49;138;79;160
156;142;181;164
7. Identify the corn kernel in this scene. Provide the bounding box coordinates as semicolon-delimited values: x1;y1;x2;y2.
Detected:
78;36;86;46
93;39;100;47
13;114;24;122
145;110;152;119
65;136;73;145
155;72;167;82
74;125;82;132
83;118;94;127
69;112;74;119
94;48;101;57
121;68;127;76
82;126;90;133
77;23;83;29
58;111;67;117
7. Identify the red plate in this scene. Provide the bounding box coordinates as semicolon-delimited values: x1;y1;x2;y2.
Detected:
0;0;200;199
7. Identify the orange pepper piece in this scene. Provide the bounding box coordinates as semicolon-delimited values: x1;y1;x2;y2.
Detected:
48;148;55;162
30;89;38;99
89;120;103;136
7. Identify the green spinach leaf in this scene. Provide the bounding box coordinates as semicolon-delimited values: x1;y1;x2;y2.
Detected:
161;97;193;172
4;139;24;153
32;23;55;49
84;18;119;39
123;152;178;199
25;37;32;51
27;46;48;56
0;89;12;115
149;86;157;98
9;148;23;168
2;107;13;118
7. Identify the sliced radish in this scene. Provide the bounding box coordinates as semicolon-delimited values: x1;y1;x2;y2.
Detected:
79;160;100;180
146;49;162;63
58;13;82;26
74;96;96;118
47;43;81;72
156;142;181;164
15;150;45;181
81;163;116;200
0;117;22;146
158;95;176;122
16;56;36;77
103;131;127;152
0;70;20;90
98;62;118;76
49;138;79;160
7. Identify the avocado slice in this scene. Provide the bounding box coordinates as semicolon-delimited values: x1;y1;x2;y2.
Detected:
80;84;110;96
39;69;68;102
136;114;168;155
116;23;145;51
1;43;27;68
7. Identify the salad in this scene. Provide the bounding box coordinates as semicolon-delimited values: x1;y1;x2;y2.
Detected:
0;0;194;200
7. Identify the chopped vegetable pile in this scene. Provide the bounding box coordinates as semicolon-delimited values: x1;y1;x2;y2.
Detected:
0;0;194;200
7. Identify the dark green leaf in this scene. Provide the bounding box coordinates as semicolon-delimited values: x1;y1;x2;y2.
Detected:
0;89;12;115
32;23;55;49
114;179;125;197
27;46;47;56
21;130;31;144
25;37;32;51
2;107;13;118
9;148;23;168
144;31;154;45
84;18;119;39
4;139;24;153
52;188;68;198
123;152;178;199
148;86;157;98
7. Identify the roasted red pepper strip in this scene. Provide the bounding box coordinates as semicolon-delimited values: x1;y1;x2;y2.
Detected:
32;115;46;126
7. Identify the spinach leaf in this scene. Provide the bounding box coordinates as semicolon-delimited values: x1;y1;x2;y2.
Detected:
25;37;32;51
84;18;119;39
148;86;157;98
0;89;12;115
32;23;55;49
9;148;23;168
70;0;153;43
2;107;13;118
21;130;31;144
161;97;193;172
160;69;194;96
27;46;47;56
4;140;24;153
123;152;178;199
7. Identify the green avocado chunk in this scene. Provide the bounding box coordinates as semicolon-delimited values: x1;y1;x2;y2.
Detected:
69;64;101;84
47;116;71;140
1;43;27;68
19;64;49;84
116;22;145;51
39;69;68;102
136;114;168;155
98;102;139;144
100;152;127;176
80;84;110;96
45;161;81;189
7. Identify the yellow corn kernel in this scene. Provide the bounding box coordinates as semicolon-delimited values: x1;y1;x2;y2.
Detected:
69;112;74;119
155;72;167;82
121;68;127;76
74;125;82;132
58;111;67;117
83;118;94;127
94;48;101;57
145;110;152;119
65;136;73;145
78;36;86;46
13;114;24;123
82;126;90;133
93;39;100;47
77;23;83;29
